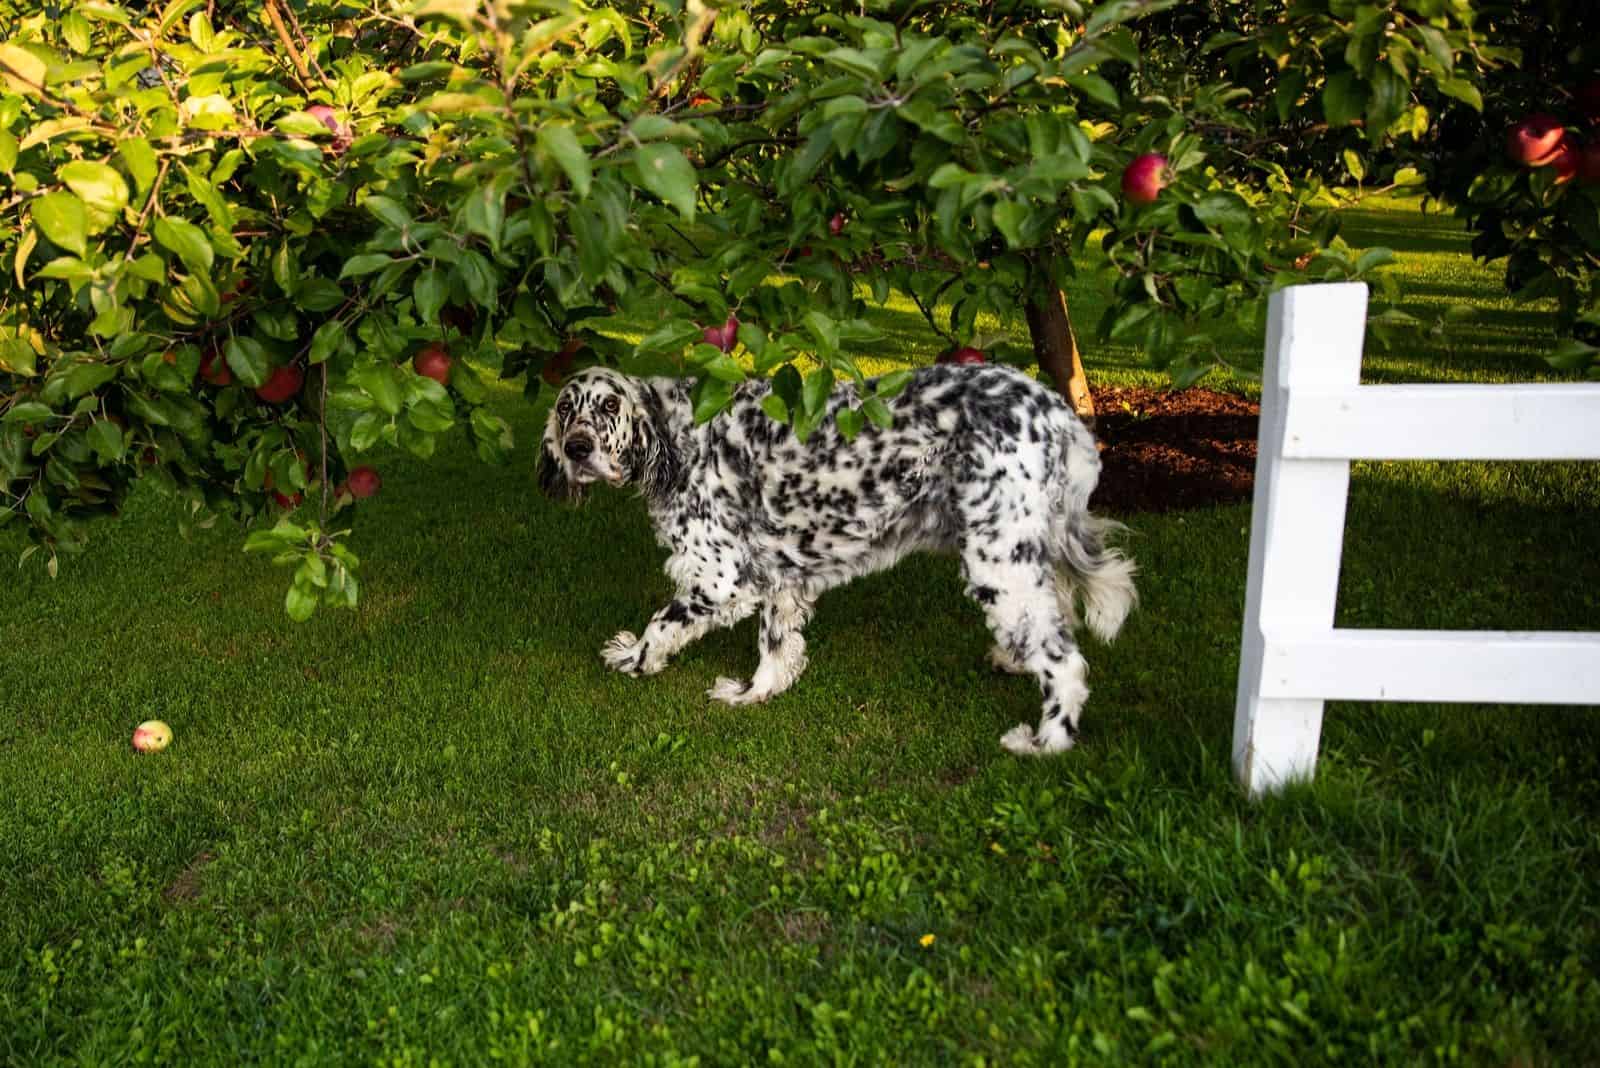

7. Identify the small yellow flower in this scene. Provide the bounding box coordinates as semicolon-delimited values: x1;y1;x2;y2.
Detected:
919;934;936;948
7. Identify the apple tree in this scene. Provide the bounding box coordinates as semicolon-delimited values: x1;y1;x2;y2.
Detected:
0;0;1503;618
1408;0;1600;375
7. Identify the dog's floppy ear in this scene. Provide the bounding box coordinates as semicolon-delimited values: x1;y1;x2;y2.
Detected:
537;405;581;502
627;382;682;503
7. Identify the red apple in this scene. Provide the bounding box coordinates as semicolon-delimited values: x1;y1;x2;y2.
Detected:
413;343;453;386
255;364;304;404
1506;113;1568;166
1122;153;1169;205
306;104;352;153
1547;136;1582;183
306;104;340;133
346;465;382;500
272;490;303;509
950;346;986;365
200;346;232;387
702;315;738;353
829;212;846;236
1579;140;1600;185
1577;80;1600;124
543;337;583;386
220;278;250;306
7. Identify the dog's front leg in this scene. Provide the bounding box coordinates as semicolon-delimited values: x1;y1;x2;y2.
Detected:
601;586;755;677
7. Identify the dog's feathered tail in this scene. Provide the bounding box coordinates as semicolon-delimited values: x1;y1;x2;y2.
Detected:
1050;430;1138;643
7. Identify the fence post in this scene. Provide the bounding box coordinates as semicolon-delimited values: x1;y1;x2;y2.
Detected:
1233;283;1370;796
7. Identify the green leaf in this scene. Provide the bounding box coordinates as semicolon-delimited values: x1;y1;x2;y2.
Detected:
340;253;393;278
286;579;318;622
30;192;88;256
87;419;125;462
309;320;345;365
1322;70;1368;128
2;401;53;424
363;195;411;231
802;367;834;416
354;364;404;415
1342;148;1366;182
349;412;384;450
835;406;864;440
414;267;448;325
638;320;704;355
463;184;505;250
61;362;116;398
0;338;36;376
294;278;344;313
635;143;696;220
1192;192;1253;236
57;161;129;223
691;376;733;423
189;10;215;50
224;336;271;388
0;131;17;174
62;10;93;52
538;123;592;198
862;395;893;429
457;250;497;309
992;200;1028;248
153;216;212;273
469;409;514;464
0;43;46;96
1355;247;1395;274
1437;76;1482;112
272;241;298;296
1065;73;1118;109
760;392;790;424
873;369;913;399
803;312;839;356
1547;338;1599;371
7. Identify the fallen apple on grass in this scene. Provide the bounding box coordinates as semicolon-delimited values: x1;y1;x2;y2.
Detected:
132;720;172;753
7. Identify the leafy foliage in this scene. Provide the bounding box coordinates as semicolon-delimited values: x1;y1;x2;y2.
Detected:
0;0;1502;614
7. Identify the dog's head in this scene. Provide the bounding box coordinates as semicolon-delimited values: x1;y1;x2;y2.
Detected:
538;368;677;500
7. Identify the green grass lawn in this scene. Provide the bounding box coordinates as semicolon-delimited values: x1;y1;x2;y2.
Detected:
3;199;1599;1065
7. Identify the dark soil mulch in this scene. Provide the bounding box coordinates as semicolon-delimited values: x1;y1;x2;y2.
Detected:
1089;386;1261;514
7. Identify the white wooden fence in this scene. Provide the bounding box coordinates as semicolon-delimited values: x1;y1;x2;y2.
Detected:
1232;282;1600;796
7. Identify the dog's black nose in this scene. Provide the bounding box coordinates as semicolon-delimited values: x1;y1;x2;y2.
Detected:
564;437;593;461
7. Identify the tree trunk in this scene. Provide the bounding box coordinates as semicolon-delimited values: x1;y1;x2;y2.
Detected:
1024;277;1095;430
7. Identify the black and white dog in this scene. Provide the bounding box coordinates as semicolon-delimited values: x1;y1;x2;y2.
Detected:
538;363;1136;755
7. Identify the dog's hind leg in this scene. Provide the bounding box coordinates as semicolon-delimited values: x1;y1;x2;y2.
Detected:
709;588;815;705
962;546;1090;756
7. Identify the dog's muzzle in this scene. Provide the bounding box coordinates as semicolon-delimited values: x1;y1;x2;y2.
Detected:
562;430;622;484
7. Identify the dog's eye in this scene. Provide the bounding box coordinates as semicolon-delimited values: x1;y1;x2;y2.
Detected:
602;396;620;415
556;400;571;416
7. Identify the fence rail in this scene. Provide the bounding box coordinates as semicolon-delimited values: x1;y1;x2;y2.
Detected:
1232;282;1600;796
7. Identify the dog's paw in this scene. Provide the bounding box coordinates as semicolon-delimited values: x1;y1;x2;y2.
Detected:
1000;722;1075;756
601;631;645;676
999;723;1041;755
708;676;764;706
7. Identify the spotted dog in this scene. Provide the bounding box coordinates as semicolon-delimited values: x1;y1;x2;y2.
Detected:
538;363;1137;755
